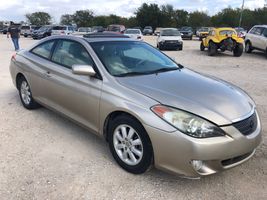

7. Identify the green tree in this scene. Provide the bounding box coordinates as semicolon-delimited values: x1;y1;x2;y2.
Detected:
174;9;189;28
73;10;94;27
160;4;176;27
135;3;162;29
188;11;211;28
60;14;74;25
25;12;51;25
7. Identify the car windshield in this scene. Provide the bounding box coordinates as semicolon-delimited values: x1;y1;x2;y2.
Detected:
144;27;152;30
53;26;67;30
199;28;209;32
90;41;179;77
39;26;51;31
161;29;181;36
78;28;89;32
125;30;140;34
180;27;192;31
220;30;236;35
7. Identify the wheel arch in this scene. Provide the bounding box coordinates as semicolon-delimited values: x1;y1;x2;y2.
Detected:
15;73;26;89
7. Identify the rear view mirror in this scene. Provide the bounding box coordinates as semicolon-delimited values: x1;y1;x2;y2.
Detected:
72;64;96;76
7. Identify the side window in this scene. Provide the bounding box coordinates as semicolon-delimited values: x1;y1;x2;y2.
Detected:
254;27;263;35
249;27;256;34
31;40;55;59
263;28;267;38
51;40;94;69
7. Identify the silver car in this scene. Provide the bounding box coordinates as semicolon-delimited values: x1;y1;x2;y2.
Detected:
9;35;262;178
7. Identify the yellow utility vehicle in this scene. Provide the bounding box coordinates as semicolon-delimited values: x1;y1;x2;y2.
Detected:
200;28;244;57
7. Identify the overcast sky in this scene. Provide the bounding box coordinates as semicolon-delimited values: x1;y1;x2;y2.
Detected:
0;0;265;23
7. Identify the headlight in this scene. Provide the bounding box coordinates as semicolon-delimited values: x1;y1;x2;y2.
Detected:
151;105;225;138
160;39;165;43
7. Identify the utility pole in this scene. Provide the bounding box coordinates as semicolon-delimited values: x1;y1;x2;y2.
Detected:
239;0;245;27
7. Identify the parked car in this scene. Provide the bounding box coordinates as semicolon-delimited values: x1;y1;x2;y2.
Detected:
92;26;104;33
200;27;244;57
9;35;261;178
124;29;143;40
196;27;210;41
51;25;75;35
157;28;183;50
235;27;247;39
24;25;41;37
179;26;194;40
245;25;267;57
107;24;126;33
154;27;162;36
73;27;92;36
32;25;54;39
143;26;153;35
20;25;31;36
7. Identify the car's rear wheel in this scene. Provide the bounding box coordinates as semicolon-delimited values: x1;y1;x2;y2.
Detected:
245;41;253;53
108;115;153;174
179;45;183;51
208;41;217;56
200;42;205;51
18;76;40;109
233;43;243;57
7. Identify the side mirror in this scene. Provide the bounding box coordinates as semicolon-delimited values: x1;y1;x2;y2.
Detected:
72;64;96;76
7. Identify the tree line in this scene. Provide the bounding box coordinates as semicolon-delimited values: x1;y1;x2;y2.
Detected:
25;3;267;30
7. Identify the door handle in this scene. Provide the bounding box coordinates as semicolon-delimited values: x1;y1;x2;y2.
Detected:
44;71;52;78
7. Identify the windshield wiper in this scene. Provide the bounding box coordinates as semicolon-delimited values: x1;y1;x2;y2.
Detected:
116;71;150;77
148;67;180;74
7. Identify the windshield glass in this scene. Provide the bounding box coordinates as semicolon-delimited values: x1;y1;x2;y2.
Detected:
161;29;181;36
219;30;236;35
39;26;51;31
199;28;209;32
53;26;67;30
125;29;140;34
78;27;89;32
180;27;192;31
90;41;179;77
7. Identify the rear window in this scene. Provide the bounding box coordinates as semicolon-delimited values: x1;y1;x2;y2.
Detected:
125;30;140;34
219;30;236;35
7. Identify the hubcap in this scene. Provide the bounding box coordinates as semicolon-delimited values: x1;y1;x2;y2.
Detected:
20;81;31;105
113;124;143;166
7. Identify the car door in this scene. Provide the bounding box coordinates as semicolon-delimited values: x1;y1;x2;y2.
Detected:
252;27;264;49
37;39;103;133
259;28;267;51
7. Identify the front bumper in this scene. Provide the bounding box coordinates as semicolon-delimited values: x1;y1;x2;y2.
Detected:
144;112;262;178
159;41;183;49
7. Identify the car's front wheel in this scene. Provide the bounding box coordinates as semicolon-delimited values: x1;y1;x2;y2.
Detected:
245;41;253;53
233;43;243;57
208;41;217;56
18;76;40;109
108;115;153;174
200;42;205;51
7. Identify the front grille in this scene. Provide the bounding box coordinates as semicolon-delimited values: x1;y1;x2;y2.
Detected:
221;151;253;166
165;40;178;44
232;112;257;136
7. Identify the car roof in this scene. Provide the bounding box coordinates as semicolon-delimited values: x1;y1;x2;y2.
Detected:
253;25;267;28
83;32;130;39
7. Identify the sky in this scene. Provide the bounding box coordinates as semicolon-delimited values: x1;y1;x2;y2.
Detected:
0;0;265;23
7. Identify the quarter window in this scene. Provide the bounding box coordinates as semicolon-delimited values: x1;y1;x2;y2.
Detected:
31;41;55;59
51;40;94;69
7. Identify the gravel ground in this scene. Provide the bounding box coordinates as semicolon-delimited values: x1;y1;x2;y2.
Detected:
0;35;266;200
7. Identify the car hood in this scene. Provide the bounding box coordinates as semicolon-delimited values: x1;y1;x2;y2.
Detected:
116;68;254;125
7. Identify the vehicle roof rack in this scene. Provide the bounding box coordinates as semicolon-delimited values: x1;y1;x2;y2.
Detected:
83;32;130;38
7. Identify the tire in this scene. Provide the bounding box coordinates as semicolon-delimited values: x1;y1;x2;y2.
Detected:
108;115;153;174
208;41;217;56
18;76;40;109
200;42;205;51
159;44;163;50
245;41;253;53
179;45;183;51
233;43;243;57
190;36;193;40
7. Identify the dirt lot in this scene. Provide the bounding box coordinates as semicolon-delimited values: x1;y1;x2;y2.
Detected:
0;34;266;200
